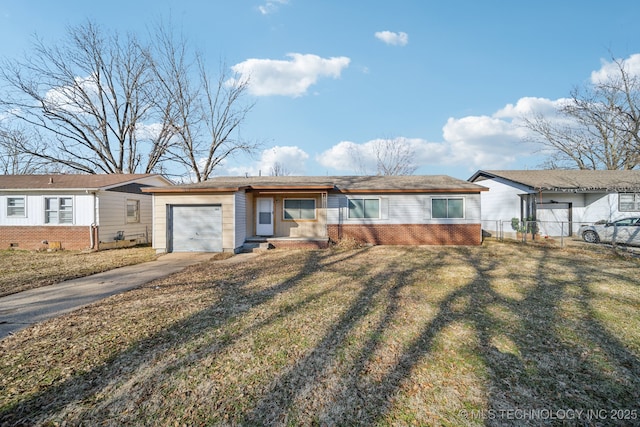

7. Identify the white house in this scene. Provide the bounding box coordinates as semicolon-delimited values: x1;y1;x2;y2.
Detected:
143;175;488;253
0;174;172;250
468;170;640;237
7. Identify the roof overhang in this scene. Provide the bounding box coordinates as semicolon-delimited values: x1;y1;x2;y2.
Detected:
142;186;244;194
337;188;487;194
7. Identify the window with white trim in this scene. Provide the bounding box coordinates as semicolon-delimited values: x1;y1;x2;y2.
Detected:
432;197;464;219
127;199;140;223
7;197;25;217
284;199;316;220
619;193;640;211
348;198;380;219
45;197;73;224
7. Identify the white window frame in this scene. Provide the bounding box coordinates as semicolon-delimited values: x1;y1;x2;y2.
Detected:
348;197;380;219
126;199;140;223
431;197;465;219
6;196;26;218
283;198;317;220
619;193;640;212
45;196;74;224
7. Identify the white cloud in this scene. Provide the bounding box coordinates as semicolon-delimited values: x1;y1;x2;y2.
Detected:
441;115;532;169
218;145;309;176
258;145;309;174
590;53;640;84
374;31;409;46
258;0;289;15
229;53;351;97
318;97;572;175
43;75;99;114
317;137;448;174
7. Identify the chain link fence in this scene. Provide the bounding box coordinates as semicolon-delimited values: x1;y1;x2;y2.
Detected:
481;219;594;248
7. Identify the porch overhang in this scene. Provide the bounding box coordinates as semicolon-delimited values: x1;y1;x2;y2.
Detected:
248;185;335;194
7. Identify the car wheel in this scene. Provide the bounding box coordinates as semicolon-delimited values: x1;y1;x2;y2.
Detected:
583;230;600;243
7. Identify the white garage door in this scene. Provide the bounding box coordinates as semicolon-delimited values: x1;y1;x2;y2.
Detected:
171;205;223;252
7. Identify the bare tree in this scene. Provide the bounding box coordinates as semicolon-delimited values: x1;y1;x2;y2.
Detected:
373;138;417;175
0;21;176;174
348;138;417;175
150;23;258;182
0;125;49;174
269;161;291;176
523;55;640;170
0;20;258;179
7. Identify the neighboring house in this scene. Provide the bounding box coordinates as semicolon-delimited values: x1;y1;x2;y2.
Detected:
468;170;640;237
143;175;488;253
0;174;172;250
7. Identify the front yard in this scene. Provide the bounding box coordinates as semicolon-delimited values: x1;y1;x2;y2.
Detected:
0;247;157;297
1;242;639;425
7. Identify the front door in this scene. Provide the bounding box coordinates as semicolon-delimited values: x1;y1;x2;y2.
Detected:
256;197;274;236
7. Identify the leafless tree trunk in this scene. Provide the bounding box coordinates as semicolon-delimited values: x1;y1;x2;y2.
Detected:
150;24;258;182
523;55;640;170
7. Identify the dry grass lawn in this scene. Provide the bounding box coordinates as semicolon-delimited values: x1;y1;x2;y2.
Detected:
0;241;639;426
0;247;157;297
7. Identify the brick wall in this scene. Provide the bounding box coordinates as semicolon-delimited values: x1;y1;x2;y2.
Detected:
0;226;95;250
327;224;482;246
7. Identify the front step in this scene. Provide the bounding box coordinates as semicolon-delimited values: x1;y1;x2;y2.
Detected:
241;241;273;253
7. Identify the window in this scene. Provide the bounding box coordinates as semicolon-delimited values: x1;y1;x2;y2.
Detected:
284;199;316;220
348;198;380;219
7;197;25;217
619;193;640;211
45;197;73;224
127;199;140;223
432;198;464;219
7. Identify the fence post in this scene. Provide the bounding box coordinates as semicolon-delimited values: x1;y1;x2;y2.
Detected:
560;222;564;247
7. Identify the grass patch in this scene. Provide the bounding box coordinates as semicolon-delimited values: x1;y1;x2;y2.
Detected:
0;247;157;297
0;242;639;425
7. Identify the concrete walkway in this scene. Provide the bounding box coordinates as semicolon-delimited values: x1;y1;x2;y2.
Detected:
0;252;255;340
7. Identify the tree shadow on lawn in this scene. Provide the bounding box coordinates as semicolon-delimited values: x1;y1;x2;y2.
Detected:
1;244;639;426
241;245;640;425
0;248;373;425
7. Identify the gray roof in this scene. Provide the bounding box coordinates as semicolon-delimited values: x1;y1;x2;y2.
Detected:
470;170;640;191
0;174;166;190
145;175;487;193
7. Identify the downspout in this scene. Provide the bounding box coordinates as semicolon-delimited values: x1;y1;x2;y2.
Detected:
90;191;97;249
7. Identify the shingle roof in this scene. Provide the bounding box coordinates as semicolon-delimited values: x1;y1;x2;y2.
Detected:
145;175;487;193
0;174;162;190
470;170;640;191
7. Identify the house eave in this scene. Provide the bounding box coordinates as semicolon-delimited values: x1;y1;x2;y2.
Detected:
337;188;488;194
142;186;244;194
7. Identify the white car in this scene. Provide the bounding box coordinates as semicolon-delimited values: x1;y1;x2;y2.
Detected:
579;217;640;245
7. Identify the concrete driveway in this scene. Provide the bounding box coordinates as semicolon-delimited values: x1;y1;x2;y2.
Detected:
0;252;232;340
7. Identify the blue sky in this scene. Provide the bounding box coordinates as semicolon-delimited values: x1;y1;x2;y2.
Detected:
1;0;640;179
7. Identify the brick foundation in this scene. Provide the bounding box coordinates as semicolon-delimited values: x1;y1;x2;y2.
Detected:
268;239;330;250
327;224;482;246
0;226;95;250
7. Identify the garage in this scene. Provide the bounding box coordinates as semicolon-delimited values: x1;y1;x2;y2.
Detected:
170;205;223;252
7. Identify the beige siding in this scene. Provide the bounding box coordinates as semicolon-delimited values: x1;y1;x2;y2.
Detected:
234;191;247;248
152;193;236;253
97;191;152;244
250;193;327;238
